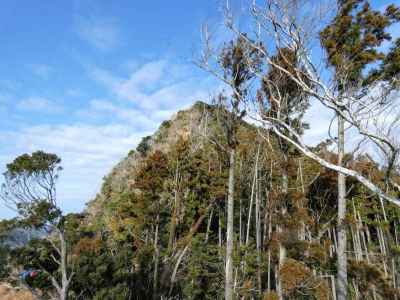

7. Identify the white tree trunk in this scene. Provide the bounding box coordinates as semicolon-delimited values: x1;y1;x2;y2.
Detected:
225;148;235;300
246;145;260;246
255;167;262;294
337;114;347;300
153;214;160;300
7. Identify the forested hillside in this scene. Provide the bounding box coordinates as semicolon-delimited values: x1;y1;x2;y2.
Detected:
1;101;399;299
83;101;400;299
1;0;400;299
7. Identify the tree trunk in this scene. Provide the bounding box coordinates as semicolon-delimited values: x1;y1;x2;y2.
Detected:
153;214;160;300
205;208;214;243
219;212;222;249
169;245;190;295
239;160;243;247
337;113;347;300
246;145;260;246
255;171;262;295
277;155;288;300
298;159;306;240
58;230;70;300
239;196;242;247
267;214;272;293
168;162;180;252
225;147;235;300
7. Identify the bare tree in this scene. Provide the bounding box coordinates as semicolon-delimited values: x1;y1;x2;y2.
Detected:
208;0;400;209
197;20;262;298
201;0;400;298
256;0;399;203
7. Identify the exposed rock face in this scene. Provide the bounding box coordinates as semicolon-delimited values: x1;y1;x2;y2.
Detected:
85;101;222;224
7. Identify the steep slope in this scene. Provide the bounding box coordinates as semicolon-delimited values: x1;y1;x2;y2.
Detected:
79;99;400;299
85;101;250;224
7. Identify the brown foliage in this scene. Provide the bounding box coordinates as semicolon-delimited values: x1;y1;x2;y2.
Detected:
72;236;102;256
280;259;329;299
349;260;400;298
263;291;279;300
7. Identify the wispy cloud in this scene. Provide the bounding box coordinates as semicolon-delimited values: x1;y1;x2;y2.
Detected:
77;98;176;131
18;97;63;113
75;16;121;51
89;60;213;111
1;59;216;218
0;123;145;215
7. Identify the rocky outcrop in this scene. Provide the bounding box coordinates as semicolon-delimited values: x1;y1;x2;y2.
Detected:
85;101;221;224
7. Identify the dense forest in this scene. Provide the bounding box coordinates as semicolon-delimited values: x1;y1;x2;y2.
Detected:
1;0;400;299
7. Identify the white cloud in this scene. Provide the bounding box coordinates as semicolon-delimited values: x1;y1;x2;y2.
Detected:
18;97;63;113
0;123;147;216
303;100;335;146
89;60;213;111
300;91;400;162
76;98;177;133
76;16;121;50
13;124;139;161
90;99;157;125
0;60;216;219
123;60;140;72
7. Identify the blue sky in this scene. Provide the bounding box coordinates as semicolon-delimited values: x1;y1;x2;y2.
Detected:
0;0;399;219
0;0;229;219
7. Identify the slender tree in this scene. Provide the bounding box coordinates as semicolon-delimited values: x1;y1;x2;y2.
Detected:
199;34;262;299
1;151;73;300
258;47;310;298
202;0;400;297
320;1;400;297
216;0;400;205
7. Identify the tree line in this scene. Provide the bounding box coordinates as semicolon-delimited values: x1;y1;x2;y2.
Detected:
1;0;400;299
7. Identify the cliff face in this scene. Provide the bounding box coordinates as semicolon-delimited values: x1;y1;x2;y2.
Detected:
85;101;231;223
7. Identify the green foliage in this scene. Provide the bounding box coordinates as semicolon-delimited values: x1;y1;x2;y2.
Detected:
1;2;400;298
66;224;156;300
70;239;132;299
160;120;172;129
3;104;400;300
10;238;57;291
0;219;18;280
1;151;63;229
0;245;10;280
5;151;61;178
19;200;62;229
349;260;399;298
261;47;310;134
320;0;400;88
218;35;263;147
136;136;151;156
182;235;224;299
